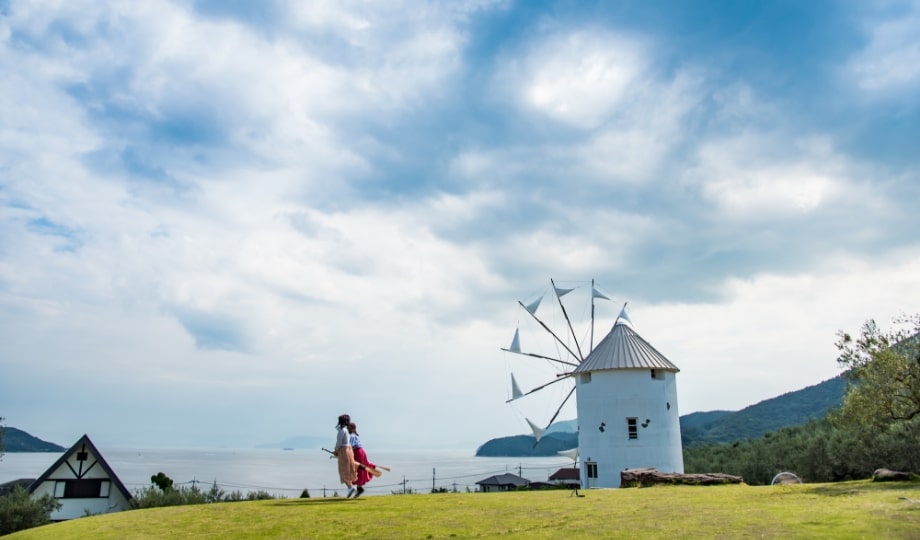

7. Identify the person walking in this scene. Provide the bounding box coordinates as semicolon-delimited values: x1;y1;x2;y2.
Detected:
333;414;358;498
348;422;376;498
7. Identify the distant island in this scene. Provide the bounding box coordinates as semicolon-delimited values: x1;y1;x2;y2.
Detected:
1;427;65;452
476;376;846;456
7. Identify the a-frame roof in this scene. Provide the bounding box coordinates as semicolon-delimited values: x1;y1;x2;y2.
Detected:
28;434;133;501
475;473;529;487
573;320;679;373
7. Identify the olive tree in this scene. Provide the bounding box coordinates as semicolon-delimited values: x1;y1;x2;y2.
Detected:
835;314;920;431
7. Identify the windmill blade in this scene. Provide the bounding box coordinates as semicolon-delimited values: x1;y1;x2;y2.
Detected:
545;385;576;428
508;372;573;403
500;348;579;368
526;418;546;442
551;278;584;362
532;385;577;448
518;300;582;364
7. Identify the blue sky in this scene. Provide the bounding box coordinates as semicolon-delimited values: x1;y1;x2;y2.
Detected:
1;0;919;451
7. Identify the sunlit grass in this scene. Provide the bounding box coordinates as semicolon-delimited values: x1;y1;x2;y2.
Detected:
8;480;920;539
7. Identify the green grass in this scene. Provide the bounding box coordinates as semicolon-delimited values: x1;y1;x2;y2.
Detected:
8;481;920;539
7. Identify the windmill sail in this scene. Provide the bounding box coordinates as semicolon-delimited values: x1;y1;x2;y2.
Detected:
526;418;546;443
509;328;521;353
523;296;542;314
557;447;579;461
554;286;575;297
592;287;610;300
506;373;524;402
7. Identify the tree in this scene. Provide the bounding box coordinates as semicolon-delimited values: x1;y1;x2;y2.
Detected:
835;314;920;431
151;472;174;492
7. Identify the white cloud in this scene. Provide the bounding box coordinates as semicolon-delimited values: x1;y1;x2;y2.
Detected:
499;29;649;130
693;134;851;215
847;5;920;94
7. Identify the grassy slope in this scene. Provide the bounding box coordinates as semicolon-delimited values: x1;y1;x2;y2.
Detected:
9;481;920;539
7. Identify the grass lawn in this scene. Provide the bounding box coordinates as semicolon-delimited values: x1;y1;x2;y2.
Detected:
8;480;920;539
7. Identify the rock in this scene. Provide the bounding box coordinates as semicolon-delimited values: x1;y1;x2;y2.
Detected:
872;468;916;482
620;468;744;487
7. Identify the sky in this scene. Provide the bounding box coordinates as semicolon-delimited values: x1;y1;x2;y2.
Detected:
1;0;919;452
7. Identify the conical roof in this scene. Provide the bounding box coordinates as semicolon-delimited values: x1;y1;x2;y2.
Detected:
573;320;679;373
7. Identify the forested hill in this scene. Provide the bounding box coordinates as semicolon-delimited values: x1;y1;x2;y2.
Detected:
476;376;847;456
680;376;847;447
1;427;65;452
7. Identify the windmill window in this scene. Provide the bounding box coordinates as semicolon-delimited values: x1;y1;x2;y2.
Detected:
627;418;638;439
580;373;591;384
650;369;665;380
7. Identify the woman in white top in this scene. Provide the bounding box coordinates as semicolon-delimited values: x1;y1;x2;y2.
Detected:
333;414;358;497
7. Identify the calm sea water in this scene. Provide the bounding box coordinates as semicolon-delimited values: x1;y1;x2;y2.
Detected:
0;448;574;498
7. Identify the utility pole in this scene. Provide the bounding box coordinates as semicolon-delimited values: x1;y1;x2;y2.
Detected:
432;468;436;492
402;476;407;494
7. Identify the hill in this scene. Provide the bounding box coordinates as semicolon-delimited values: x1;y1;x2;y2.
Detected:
476;375;847;456
0;427;65;452
680;376;847;447
475;432;578;457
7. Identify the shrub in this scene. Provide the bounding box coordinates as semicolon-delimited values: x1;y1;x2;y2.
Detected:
130;483;279;509
0;485;61;536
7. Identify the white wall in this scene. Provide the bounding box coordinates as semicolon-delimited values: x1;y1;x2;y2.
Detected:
576;368;683;488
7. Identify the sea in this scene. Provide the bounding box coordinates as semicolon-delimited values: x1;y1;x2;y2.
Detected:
0;448;575;498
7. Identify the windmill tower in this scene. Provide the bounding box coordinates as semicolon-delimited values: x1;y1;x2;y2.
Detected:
502;280;683;489
572;309;684;488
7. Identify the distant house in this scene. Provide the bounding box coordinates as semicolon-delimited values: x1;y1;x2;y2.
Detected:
548;467;580;487
28;434;132;521
475;473;529;492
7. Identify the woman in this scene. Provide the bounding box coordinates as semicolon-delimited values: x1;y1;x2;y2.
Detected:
348;422;376;498
333;414;358;498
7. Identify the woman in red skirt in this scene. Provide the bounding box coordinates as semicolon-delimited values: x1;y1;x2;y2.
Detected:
348;422;376;498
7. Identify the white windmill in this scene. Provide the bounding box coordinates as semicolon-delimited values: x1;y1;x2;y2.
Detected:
503;279;684;488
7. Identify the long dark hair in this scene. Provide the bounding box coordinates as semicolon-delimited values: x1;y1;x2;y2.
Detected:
337;414;350;428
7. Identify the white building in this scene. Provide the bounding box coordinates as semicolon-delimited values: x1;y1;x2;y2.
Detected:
29;434;133;520
573;317;683;488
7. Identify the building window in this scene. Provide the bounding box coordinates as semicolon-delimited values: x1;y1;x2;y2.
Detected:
61;479;105;498
650;369;664;380
627;418;638;440
580;373;591;384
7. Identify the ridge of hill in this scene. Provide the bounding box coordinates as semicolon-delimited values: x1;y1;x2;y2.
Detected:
476;375;847;456
0;427;65;452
